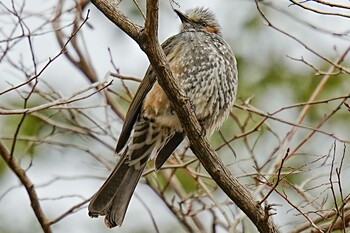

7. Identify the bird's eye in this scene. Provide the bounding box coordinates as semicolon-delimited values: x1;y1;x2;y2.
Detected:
201;22;207;27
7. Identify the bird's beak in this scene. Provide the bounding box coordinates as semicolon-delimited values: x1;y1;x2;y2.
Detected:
174;9;189;23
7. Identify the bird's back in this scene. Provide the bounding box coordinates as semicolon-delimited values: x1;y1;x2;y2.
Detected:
166;30;238;135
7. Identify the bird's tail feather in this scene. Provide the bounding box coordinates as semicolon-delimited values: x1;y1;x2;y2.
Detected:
88;119;161;227
88;155;147;227
106;161;146;227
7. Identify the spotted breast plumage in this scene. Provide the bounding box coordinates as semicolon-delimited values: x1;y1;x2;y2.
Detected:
88;7;238;227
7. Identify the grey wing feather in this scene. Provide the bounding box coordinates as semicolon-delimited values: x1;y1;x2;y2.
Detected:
115;35;183;153
115;67;156;153
155;132;185;170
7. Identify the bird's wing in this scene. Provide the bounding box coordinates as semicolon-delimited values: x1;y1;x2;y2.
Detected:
115;66;156;153
155;132;185;170
115;35;182;153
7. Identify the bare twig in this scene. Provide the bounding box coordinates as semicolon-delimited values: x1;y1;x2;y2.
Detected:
259;148;290;204
52;1;125;120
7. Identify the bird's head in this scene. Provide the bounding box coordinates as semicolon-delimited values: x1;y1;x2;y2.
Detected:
175;7;222;35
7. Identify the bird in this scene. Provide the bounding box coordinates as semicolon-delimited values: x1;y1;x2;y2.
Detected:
88;6;238;228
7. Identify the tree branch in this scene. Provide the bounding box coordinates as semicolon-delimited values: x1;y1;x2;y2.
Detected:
0;139;52;233
88;0;142;43
52;2;126;121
